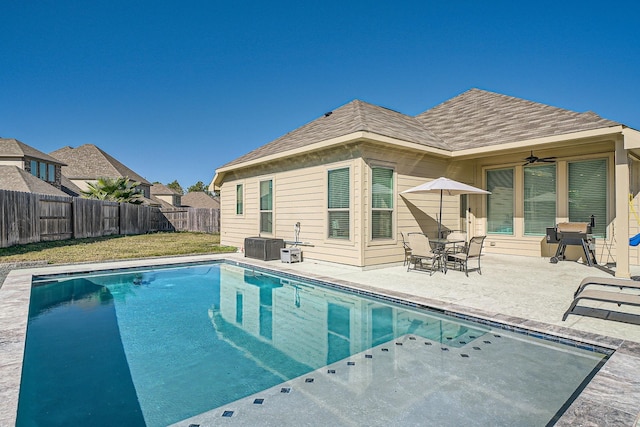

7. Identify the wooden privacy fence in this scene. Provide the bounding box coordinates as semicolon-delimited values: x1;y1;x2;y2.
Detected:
0;189;220;248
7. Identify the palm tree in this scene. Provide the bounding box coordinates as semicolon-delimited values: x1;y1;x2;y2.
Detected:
81;177;144;204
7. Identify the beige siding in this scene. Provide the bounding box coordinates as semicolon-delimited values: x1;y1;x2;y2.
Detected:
220;144;365;266
218;135;631;267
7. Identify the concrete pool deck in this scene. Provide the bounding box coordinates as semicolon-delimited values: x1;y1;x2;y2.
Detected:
1;253;640;425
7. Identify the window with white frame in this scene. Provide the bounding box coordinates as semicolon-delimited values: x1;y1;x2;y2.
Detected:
487;168;514;235
328;167;350;239
568;158;607;237
259;180;273;233
236;184;243;215
524;164;556;235
371;167;393;239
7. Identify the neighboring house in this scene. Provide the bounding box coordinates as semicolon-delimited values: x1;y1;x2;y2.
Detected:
0;165;68;197
50;144;152;199
150;183;182;207
0;138;66;190
211;88;640;276
180;191;220;209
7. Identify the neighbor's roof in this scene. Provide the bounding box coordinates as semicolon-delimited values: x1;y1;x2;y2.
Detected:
220;99;448;169
415;88;621;150
148;195;175;209
60;175;83;197
180;191;220;209
150;183;180;196
0;138;66;165
50;144;151;185
0;165;68;196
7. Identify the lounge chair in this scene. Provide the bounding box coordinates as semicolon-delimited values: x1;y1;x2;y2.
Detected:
562;289;640;324
406;232;438;275
572;276;640;298
449;236;486;277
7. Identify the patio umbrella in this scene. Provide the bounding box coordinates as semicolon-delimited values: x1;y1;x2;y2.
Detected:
401;177;491;239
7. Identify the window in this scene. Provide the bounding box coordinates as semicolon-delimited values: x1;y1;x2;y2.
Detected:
524;164;556;235
39;162;47;180
371;167;393;239
30;160;38;177
328;168;350;239
236;184;243;215
569;159;607;237
259;180;273;233
48;164;55;182
487;168;514;235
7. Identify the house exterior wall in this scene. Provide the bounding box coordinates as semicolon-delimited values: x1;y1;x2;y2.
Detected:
220;142;465;267
0;158;23;168
218;135;636;268
220;144;370;266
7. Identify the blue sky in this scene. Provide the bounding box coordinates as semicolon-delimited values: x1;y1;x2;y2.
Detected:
2;1;639;189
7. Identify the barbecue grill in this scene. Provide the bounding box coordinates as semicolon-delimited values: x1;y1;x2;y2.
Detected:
547;222;597;266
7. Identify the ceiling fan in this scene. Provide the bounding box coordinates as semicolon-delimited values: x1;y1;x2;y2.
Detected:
523;151;556;165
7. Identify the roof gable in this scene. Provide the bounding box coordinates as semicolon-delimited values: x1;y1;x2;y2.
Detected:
0;165;68;196
415;89;621;149
180;191;220;209
221;100;447;168
150;183;180;196
0;138;65;165
50;144;150;185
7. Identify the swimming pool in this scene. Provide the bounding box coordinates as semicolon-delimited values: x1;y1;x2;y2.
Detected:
14;260;611;426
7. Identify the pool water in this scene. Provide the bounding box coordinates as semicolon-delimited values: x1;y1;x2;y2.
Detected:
18;262;607;426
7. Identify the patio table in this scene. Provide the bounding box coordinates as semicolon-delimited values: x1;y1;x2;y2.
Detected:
430;238;465;273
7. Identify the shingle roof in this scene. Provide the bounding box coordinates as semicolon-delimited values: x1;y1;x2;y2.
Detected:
148;195;175;209
0;138;66;164
220;100;447;168
49;144;150;185
0;165;68;196
150;183;180;196
181;191;220;209
415;89;621;150
60;175;83;197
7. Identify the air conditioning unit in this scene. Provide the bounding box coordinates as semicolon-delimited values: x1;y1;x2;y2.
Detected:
244;237;284;261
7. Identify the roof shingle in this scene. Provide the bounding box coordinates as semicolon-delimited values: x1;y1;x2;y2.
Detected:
415;89;620;150
0;138;66;164
221;100;447;168
0;165;68;196
50;144;150;185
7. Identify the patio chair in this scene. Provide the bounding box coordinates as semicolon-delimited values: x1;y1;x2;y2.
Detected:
449;236;486;277
400;232;412;266
406;232;438;275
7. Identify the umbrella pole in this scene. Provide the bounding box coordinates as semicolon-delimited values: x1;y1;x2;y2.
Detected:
438;190;443;239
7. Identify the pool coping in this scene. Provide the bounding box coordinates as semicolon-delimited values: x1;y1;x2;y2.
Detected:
1;254;639;426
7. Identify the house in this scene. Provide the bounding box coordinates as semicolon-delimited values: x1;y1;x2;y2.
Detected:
180;191;220;209
150;183;182;208
50;144;152;199
210;89;640;276
0;138;67;192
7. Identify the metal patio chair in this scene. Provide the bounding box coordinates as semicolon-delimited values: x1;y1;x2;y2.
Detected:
406;232;439;275
449;236;486;277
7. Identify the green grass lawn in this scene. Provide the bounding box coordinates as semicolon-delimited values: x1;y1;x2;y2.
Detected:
0;232;237;264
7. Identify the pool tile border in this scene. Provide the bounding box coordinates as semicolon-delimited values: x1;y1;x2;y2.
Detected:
1;254;639;426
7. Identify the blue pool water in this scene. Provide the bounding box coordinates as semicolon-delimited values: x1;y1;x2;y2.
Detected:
18;262;607;426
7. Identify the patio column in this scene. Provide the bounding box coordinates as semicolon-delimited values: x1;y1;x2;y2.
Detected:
615;137;630;278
